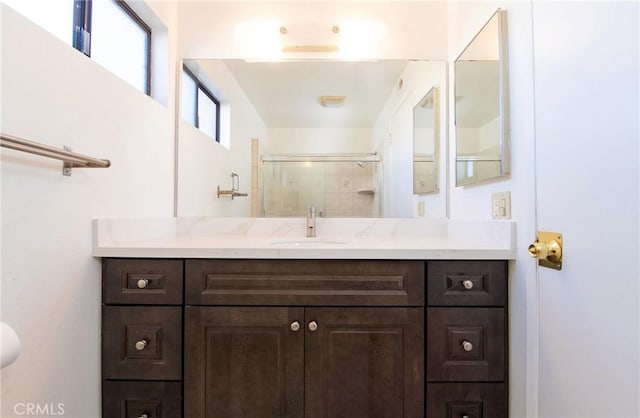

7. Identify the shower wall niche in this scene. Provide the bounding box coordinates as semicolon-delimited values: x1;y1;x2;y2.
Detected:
262;156;380;217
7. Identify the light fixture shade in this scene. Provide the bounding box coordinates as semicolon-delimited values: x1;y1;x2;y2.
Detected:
282;45;340;53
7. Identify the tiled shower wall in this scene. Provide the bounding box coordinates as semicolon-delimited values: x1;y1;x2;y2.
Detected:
262;161;378;217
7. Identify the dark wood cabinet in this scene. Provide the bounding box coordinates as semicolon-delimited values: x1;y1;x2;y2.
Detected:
102;259;184;418
184;306;423;418
102;258;508;417
184;306;304;418
426;261;508;417
304;307;424;418
184;260;424;418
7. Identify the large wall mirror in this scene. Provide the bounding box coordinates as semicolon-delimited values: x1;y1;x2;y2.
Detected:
454;9;509;186
177;59;448;218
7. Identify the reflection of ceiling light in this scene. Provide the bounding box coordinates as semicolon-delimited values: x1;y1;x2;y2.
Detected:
320;96;346;107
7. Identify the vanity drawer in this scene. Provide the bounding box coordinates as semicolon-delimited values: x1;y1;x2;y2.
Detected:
103;306;182;380
427;307;505;382
185;259;424;306
426;383;506;418
427;261;506;306
102;381;182;418
103;259;183;305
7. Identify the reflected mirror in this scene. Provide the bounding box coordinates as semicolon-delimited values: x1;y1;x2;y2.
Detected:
177;59;448;218
454;9;509;186
413;87;439;194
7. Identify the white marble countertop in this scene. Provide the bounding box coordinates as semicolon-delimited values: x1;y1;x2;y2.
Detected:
93;217;515;260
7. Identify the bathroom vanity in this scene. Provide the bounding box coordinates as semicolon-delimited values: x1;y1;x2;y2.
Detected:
95;217;513;417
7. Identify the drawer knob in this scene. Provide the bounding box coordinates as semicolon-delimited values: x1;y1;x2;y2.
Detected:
135;339;148;351
137;278;149;289
290;321;301;332
462;280;474;290
461;415;470;418
139;414;149;418
308;321;318;332
461;340;473;352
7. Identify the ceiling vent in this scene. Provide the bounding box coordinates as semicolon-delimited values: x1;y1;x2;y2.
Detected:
320;95;346;108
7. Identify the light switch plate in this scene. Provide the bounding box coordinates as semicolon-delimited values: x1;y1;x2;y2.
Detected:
491;191;511;219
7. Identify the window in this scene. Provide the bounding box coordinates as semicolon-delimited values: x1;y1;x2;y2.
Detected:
181;66;221;143
3;0;75;46
73;0;151;94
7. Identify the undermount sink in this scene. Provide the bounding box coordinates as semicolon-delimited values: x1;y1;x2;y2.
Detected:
269;238;351;246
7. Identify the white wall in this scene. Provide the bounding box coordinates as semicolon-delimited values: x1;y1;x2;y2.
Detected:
0;3;178;417
265;128;372;154
177;59;267;216
448;2;537;417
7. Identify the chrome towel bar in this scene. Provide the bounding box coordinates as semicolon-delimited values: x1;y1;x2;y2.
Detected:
1;133;111;176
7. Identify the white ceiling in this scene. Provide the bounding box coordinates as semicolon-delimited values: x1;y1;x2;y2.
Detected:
221;60;409;128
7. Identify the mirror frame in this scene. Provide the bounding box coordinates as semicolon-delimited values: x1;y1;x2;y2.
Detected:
454;9;509;187
413;86;440;195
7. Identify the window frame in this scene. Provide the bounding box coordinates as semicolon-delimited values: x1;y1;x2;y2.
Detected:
73;0;152;95
182;65;221;143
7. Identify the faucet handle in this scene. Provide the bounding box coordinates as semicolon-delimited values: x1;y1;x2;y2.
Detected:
306;206;317;238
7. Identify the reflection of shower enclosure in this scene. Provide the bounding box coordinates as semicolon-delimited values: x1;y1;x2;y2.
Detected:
262;154;380;217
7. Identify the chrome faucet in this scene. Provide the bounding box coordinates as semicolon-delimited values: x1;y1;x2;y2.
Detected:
306;206;316;238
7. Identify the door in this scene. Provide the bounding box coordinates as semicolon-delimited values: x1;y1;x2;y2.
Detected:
184;307;304;418
532;2;639;417
304;307;424;418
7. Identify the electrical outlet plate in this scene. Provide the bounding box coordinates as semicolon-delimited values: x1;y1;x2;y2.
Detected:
491;191;511;219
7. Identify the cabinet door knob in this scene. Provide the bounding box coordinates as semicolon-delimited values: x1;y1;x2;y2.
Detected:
135;339;148;351
462;279;474;290
461;340;473;352
139;414;149;418
461;415;470;418
137;278;149;289
290;321;301;332
308;321;318;332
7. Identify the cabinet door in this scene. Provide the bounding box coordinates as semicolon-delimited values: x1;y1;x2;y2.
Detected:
305;307;424;418
185;307;304;418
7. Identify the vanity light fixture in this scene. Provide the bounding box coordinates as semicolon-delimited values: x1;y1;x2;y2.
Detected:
238;21;384;59
320;95;346;107
282;45;340;53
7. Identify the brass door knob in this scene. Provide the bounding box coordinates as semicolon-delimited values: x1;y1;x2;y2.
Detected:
528;240;561;262
529;231;563;270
